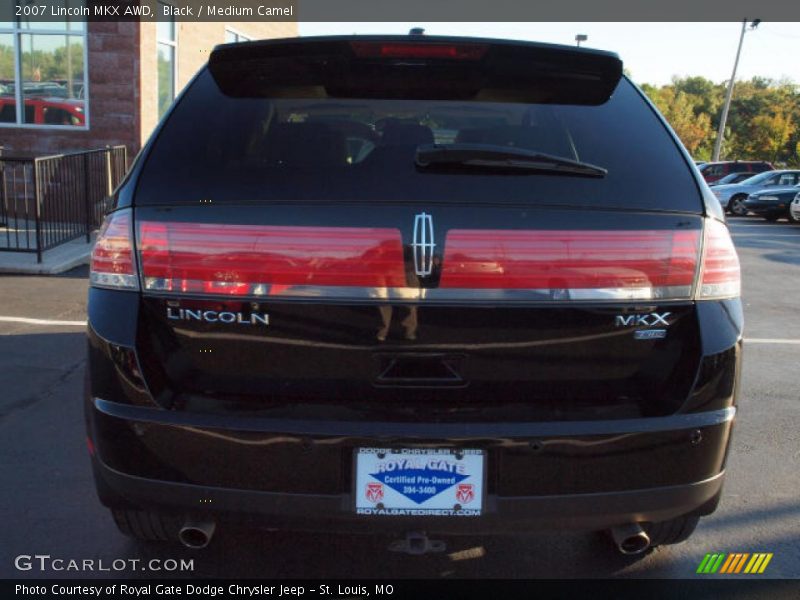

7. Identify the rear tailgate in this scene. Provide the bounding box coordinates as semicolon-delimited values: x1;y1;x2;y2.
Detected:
133;203;703;421
126;36;709;422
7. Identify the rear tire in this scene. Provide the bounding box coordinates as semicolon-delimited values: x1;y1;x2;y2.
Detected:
111;509;181;543
728;195;749;216
644;512;700;547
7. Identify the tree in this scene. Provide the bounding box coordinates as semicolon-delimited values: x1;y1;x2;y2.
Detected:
638;75;800;166
665;91;714;155
642;85;714;157
749;110;796;163
672;76;724;122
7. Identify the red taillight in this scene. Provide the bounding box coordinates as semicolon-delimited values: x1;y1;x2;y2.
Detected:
697;219;741;299
90;209;138;290
350;42;488;60
440;229;701;300
138;222;406;295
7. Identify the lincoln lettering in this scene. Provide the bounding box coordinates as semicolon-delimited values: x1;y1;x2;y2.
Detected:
167;308;269;326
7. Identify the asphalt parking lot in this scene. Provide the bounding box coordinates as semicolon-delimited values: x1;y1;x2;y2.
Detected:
0;216;797;579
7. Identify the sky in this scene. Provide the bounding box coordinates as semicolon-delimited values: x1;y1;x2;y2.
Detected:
299;22;800;87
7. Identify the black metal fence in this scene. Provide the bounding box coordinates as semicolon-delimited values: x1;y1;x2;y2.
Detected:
0;146;127;263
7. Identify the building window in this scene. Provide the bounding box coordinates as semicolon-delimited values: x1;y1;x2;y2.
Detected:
0;9;87;129
156;3;177;119
225;29;251;44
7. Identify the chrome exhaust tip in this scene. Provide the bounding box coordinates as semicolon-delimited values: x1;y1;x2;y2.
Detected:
610;523;651;555
178;519;216;549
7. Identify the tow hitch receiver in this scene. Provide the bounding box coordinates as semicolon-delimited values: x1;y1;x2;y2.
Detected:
388;531;447;555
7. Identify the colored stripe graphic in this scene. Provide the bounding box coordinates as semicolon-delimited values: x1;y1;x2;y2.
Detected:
699;552;773;574
744;554;761;574
696;553;713;573
719;554;735;573
710;553;726;573
697;553;726;574
758;554;773;573
734;553;750;573
722;553;749;573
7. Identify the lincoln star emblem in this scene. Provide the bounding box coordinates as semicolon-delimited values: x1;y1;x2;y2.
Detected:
412;212;435;277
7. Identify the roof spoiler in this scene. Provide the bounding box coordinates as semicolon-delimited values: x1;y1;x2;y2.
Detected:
209;35;623;105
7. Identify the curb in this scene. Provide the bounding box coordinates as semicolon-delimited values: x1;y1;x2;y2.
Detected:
0;240;93;275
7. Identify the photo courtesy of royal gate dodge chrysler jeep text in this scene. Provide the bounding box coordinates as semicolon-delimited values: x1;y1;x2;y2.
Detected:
85;35;742;555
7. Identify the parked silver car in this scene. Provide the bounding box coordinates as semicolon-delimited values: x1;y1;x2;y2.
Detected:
712;170;800;215
790;191;800;223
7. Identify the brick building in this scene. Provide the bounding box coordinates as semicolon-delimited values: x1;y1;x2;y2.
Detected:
0;19;297;158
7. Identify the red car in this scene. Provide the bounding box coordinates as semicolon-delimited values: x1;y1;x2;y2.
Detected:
0;96;85;126
698;160;773;184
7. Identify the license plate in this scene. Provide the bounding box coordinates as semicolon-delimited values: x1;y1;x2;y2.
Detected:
354;448;485;516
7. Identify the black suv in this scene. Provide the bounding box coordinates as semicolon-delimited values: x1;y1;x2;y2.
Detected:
86;36;742;555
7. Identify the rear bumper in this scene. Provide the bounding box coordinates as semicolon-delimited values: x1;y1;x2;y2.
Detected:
87;398;734;533
93;456;725;534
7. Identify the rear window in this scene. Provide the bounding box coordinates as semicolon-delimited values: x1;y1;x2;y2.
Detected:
135;69;702;212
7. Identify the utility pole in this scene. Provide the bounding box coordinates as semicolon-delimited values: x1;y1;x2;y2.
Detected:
712;19;760;161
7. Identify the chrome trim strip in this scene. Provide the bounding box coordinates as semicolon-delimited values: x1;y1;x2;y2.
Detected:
143;277;692;303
